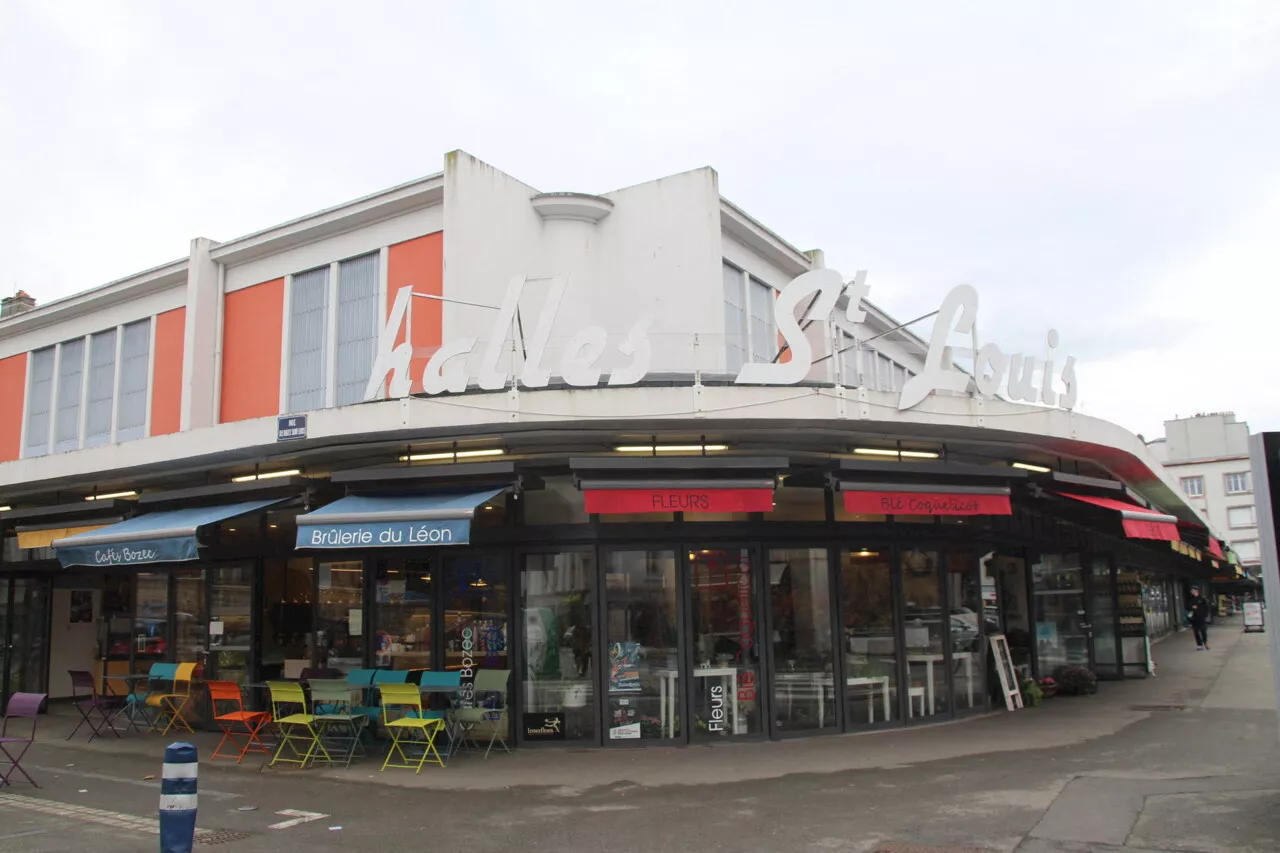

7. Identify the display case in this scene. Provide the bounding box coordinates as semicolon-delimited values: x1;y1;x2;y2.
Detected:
1116;569;1149;676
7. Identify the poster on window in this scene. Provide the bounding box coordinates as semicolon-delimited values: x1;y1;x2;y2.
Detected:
608;642;641;693
69;590;93;624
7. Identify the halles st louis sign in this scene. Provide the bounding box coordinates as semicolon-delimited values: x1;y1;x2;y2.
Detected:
363;269;1077;412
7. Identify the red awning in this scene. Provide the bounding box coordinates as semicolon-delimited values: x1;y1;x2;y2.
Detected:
1053;492;1179;541
841;486;1011;516
583;488;775;515
1209;538;1225;559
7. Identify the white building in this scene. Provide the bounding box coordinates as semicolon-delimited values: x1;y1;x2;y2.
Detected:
1148;413;1260;571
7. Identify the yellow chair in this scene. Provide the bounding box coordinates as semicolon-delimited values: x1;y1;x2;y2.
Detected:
267;681;329;768
379;683;445;774
146;662;198;735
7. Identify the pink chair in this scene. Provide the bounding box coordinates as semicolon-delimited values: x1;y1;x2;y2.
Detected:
1;692;46;788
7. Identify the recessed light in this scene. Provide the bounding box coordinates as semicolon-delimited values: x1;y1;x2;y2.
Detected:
615;444;729;453
398;449;505;462
231;469;300;483
1012;462;1052;473
85;491;137;501
853;448;939;459
0;506;10;513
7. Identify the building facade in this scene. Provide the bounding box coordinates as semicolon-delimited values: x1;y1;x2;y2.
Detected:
1148;414;1261;595
0;152;1219;745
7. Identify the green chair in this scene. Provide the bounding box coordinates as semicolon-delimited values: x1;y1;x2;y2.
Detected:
378;683;445;774
308;678;367;768
266;682;329;769
455;669;512;758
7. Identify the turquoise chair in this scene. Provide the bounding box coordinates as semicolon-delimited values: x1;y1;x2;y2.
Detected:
357;670;409;730
345;669;380;721
124;663;177;732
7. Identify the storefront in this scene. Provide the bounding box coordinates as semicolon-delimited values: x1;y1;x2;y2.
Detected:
0;151;1219;742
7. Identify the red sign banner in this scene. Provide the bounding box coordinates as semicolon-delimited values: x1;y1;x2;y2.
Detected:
842;490;1011;516
584;488;775;515
1122;518;1179;541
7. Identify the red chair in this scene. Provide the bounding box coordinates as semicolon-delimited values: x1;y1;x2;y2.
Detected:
1;693;46;788
207;681;272;764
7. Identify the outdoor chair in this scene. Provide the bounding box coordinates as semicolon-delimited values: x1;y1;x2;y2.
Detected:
455;669;512;758
66;670;124;741
1;693;47;788
122;662;177;733
417;670;463;760
207;681;272;764
267;681;329;768
309;678;368;768
378;683;445;774
346;668;380;723
146;662;199;735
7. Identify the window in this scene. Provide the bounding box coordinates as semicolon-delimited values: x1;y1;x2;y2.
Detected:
893;363;907;392
53;337;85;453
23;347;55;457
748;276;775;363
22;320;153;457
1181;476;1204;497
862;348;878;389
839;334;860;387
1225;472;1251;495
721;262;776;371
723;263;746;372
1228;506;1256;528
877;354;894;392
1232;540;1260;562
286;253;381;413
84;329;118;447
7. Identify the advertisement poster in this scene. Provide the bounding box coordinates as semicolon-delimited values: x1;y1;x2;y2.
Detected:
1244;602;1264;630
523;713;567;741
69;590;93;624
609;642;642;693
609;722;641;739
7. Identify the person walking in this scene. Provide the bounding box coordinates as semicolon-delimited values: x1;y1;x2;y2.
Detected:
1188;586;1212;650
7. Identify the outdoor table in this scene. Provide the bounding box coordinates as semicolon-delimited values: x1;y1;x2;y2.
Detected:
102;674;152;732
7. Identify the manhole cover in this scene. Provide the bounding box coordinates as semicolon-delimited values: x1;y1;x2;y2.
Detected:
874;844;988;853
1131;704;1187;711
197;830;251;845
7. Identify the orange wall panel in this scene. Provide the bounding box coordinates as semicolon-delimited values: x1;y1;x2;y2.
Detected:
150;308;186;436
387;232;443;395
220;279;284;423
0;352;28;462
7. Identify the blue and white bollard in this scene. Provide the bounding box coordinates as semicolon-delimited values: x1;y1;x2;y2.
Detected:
159;742;198;853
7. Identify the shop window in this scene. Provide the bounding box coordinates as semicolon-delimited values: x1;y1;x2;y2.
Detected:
945;547;984;712
374;558;433;671
900;547;949;716
840;546;898;727
604;549;680;741
1089;557;1118;677
523;477;589;525
768;548;836;731
261;557;315;680
442;555;509;677
994;555;1031;673
266;507;301;550
893;514;937;524
600;511;675;523
473;496;509;528
523;551;596;742
134;573;170;664
317;561;364;673
1032;553;1090;674
216;515;262;549
833;499;886;523
688;548;761;738
209;565;254;685
768;487;827;522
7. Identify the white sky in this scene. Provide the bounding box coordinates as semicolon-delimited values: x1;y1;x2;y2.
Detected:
2;1;1277;440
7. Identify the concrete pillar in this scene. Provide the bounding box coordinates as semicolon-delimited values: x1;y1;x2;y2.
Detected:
181;237;221;431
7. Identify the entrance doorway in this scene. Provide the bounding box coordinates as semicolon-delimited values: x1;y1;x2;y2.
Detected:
0;577;50;706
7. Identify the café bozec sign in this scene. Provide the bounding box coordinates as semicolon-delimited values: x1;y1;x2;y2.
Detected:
365;269;1078;412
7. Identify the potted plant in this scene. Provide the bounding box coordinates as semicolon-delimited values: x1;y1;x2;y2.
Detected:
1052;665;1098;696
1020;678;1044;707
1037;676;1059;698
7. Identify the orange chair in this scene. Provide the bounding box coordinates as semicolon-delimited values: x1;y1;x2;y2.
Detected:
207;681;272;763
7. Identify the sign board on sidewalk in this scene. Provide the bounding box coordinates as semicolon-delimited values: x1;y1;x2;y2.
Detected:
989;633;1024;711
1244;602;1265;632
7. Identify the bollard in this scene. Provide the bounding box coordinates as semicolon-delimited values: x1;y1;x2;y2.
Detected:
159;742;198;853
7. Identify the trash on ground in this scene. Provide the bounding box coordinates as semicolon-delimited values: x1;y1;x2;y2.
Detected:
329;826;342;831
236;806;258;812
143;775;155;780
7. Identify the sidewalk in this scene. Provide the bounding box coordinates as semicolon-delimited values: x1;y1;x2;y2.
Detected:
28;622;1267;794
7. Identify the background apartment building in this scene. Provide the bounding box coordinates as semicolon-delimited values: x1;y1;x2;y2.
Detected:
1148;413;1261;574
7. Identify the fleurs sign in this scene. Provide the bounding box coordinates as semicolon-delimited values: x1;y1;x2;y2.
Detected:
364;270;1078;413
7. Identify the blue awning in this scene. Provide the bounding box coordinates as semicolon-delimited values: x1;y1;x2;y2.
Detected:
53;499;285;568
296;488;506;550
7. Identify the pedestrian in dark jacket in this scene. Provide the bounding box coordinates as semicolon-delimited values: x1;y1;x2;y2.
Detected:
1188;587;1212;650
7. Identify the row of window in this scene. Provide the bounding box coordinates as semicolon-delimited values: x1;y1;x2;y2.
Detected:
1180;472;1252;497
23;321;152;458
840;335;914;392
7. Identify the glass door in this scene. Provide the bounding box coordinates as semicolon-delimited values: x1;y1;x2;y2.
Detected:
840;546;899;729
316;561;365;674
441;554;510;680
603;549;681;743
1;578;51;706
208;565;254;685
1089;557;1119;677
767;548;837;733
900;547;950;719
1032;553;1091;675
687;548;761;739
521;551;596;743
